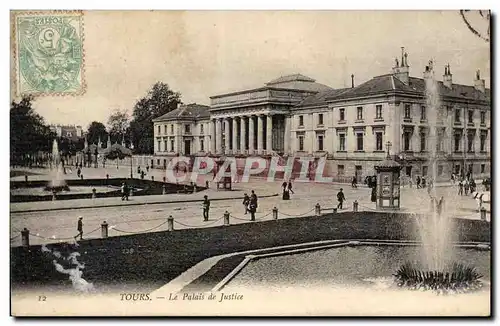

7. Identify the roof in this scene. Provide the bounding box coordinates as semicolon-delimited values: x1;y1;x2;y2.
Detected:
374;158;401;169
298;73;490;107
153;103;210;122
211;74;332;99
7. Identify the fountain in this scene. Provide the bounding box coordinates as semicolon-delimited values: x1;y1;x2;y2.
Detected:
394;61;483;294
44;139;70;193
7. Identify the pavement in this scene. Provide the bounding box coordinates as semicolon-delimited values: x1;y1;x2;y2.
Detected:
10;166;490;247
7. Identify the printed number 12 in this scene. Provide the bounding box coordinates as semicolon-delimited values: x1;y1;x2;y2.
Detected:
38;295;47;301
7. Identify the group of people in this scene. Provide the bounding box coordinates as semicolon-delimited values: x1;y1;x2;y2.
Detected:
242;191;259;220
457;178;477;196
281;181;294;200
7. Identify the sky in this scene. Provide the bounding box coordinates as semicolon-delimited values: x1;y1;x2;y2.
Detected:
11;10;491;128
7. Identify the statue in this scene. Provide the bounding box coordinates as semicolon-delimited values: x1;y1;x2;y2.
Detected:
395;58;399;67
404;52;408;66
476;69;481;80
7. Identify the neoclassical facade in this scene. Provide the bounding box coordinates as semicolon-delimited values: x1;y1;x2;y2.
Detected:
152;51;490;181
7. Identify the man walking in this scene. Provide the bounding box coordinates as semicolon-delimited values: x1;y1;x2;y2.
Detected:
337;188;346;210
287;181;294;194
74;216;83;241
249;195;257;221
458;179;464;196
202;195;210;221
243;193;250;214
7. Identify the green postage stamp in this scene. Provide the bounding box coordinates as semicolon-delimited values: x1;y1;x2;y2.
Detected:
13;11;85;96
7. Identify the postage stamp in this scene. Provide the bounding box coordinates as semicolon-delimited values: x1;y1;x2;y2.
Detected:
12;11;85;96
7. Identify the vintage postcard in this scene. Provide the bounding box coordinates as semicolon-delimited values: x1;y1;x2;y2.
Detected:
10;10;491;317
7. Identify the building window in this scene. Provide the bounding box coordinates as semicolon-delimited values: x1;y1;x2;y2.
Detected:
338;165;345;176
200;139;204;151
171;125;174;134
157;159;160;166
455;108;461;123
468;110;474;124
357;107;363;120
317;135;324;151
420;133;426;151
422;166;428;177
339;108;345;121
438;165;444;176
480;134;486;152
318;114;324;126
157;140;161;151
403;132;411;151
481;164;485;173
200;124;204;134
339;134;346;151
467;134;474;152
164;125;167;134
157;125;161;134
356;133;364;151
404;104;411;119
185;124;191;133
298;115;304;127
298;135;304;151
421;105;426;121
375;105;383;119
170;139;174;152
376;132;383;151
480;111;486;125
164;140;168;151
454;134;461;152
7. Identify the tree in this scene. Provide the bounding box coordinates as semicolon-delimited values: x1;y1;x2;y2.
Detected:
107;109;130;144
129;82;182;154
10;96;55;165
86;121;108;146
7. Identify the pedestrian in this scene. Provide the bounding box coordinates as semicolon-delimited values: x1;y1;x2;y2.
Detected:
464;179;470;196
74;216;83;241
336;188;346;210
287;181;294;194
137;166;141;174
458;180;464;196
243;193;250;214
249;196;257;221
282;181;287;192
146;165;150;172
121;182;127;200
77;167;81;178
421;177;426;188
202;195;210;221
416;176;421;189
351;176;357;188
250;190;258;210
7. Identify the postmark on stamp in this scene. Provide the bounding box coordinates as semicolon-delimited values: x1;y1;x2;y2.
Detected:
12;11;85;96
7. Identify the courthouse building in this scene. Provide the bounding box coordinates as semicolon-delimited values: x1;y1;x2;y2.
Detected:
152;49;490;181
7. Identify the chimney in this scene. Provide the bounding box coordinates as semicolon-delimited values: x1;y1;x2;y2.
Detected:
351;74;355;88
443;63;452;89
423;60;434;80
392;47;409;84
474;69;485;92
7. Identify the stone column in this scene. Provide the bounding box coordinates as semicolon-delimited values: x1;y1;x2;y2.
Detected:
240;116;247;153
266;114;273;153
210;120;216;154
224;118;231;155
249;116;255;155
232;117;239;154
257;115;264;154
284;115;291;155
215;119;222;154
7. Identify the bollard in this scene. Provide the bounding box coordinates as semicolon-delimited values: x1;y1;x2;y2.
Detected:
353;200;359;212
152;176;155;181
80;174;84;180
480;208;487;221
106;174;109;179
315;203;321;217
224;211;230;226
162;185;166;195
92;188;97;199
101;221;109;238
193;185;197;193
52;191;57;201
272;207;278;220
21;228;29;247
167;216;174;231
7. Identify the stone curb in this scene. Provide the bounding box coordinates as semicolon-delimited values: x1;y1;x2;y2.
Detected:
11;193;280;214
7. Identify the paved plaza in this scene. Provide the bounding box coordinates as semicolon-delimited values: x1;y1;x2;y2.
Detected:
10;165;489;247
